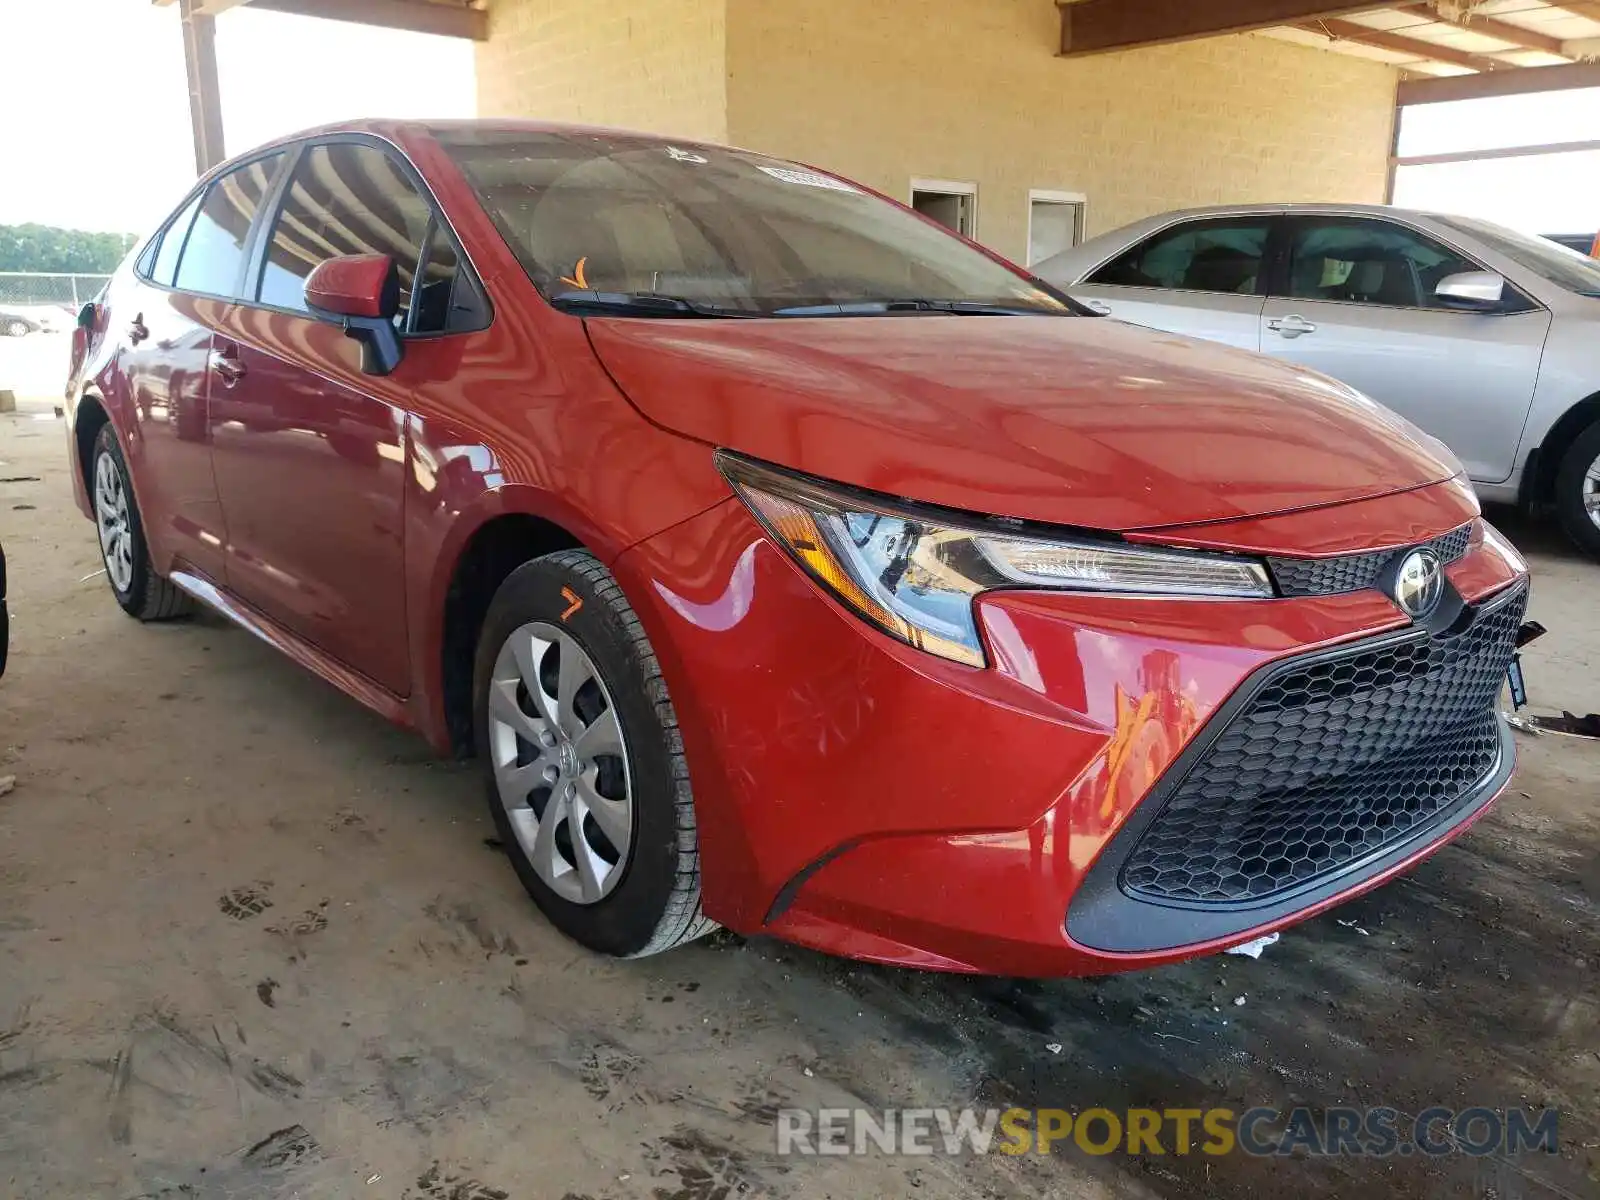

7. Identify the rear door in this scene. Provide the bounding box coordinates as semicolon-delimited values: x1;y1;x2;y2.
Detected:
115;154;284;582
207;137;489;695
1066;215;1274;352
1258;215;1551;484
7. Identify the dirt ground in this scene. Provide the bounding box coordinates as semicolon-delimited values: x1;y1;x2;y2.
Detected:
0;397;1596;1200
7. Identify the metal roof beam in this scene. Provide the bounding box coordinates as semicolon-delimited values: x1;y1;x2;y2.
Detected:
1297;16;1512;70
245;0;487;40
1399;58;1600;102
1057;0;1389;56
1393;3;1569;55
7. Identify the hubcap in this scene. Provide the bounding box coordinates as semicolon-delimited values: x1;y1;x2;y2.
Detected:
94;452;135;594
488;621;632;905
1584;453;1600;533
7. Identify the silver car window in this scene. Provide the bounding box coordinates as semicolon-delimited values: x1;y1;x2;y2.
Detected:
1087;219;1270;295
1285;219;1476;311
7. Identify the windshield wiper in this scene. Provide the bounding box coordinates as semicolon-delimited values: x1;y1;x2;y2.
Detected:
548;290;761;318
770;298;1068;317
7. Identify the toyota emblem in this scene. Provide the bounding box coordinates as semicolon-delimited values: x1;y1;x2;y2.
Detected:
1393;549;1444;619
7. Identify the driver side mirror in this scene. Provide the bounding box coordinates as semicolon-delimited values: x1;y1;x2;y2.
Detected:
305;253;404;376
1434;270;1506;313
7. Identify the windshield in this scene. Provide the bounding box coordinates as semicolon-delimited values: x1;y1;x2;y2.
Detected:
436;129;1070;317
1433;214;1600;297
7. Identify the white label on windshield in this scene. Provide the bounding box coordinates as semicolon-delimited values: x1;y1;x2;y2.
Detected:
757;165;860;193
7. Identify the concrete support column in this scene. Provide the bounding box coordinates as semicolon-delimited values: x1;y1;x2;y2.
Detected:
179;0;226;175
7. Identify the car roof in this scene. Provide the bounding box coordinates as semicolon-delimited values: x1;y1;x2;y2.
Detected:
213;118;729;169
1114;202;1466;224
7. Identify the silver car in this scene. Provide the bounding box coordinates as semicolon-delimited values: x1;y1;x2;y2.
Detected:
1035;204;1600;558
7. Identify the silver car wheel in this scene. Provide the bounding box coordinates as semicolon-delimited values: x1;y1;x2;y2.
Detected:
94;451;135;594
487;621;632;905
1585;452;1600;532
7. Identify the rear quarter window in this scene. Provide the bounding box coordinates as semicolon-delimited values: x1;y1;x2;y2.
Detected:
149;194;203;287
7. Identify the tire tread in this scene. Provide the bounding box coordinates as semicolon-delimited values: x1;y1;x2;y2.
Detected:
92;425;194;622
1554;420;1600;561
497;549;715;957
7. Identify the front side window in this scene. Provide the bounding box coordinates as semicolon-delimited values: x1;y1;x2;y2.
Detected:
259;143;436;327
436;129;1069;316
172;153;284;298
1284;218;1478;310
1088;219;1270;295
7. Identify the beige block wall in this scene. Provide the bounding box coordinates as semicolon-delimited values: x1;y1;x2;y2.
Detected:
725;0;1399;262
477;0;729;143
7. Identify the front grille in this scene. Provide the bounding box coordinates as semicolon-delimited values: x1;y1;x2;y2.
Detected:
1268;522;1473;597
1121;581;1526;906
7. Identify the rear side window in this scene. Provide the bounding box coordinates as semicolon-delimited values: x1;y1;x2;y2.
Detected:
1284;218;1481;310
259;142;470;332
1089;219;1271;295
150;194;203;287
172;153;284;298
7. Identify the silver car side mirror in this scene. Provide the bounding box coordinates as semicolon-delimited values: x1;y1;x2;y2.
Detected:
1434;270;1506;312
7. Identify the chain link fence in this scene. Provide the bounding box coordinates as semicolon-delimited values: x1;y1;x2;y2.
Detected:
0;272;112;310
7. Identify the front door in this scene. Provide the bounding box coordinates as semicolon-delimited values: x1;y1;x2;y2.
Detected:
1259;216;1551;484
206;138;486;696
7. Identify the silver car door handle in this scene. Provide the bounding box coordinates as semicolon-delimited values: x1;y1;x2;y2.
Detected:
1083;299;1113;316
1267;315;1317;338
209;348;247;385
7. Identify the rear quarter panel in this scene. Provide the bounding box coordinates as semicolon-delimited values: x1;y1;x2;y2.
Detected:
1517;311;1600;471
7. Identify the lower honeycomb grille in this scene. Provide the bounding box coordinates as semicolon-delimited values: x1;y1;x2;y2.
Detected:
1121;582;1526;906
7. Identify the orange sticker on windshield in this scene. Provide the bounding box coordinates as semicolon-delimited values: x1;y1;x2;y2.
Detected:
560;256;590;290
560;587;583;621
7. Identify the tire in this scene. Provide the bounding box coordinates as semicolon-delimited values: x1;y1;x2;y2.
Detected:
1554;421;1600;560
4;321;29;338
473;549;714;958
91;425;194;621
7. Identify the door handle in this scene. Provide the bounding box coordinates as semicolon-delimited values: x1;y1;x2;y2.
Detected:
128;315;148;344
1083;299;1113;316
1267;314;1318;338
209;348;246;386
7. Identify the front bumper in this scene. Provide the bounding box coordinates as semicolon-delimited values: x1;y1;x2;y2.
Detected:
614;484;1529;977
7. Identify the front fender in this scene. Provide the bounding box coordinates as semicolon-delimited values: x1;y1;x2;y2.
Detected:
403;407;729;752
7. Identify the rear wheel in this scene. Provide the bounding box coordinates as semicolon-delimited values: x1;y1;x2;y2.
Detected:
1554;421;1600;560
91;425;193;621
473;550;714;958
4;321;28;338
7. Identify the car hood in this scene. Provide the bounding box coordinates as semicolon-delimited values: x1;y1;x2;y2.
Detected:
585;315;1458;531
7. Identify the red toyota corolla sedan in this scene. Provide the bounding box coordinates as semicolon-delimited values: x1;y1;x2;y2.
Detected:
64;121;1529;976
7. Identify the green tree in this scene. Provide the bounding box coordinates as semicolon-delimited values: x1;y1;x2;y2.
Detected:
0;224;139;273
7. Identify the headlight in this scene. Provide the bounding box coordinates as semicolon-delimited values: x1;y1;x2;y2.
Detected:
717;453;1274;668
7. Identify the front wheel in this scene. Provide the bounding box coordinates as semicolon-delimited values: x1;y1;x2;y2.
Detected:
4;321;29;338
91;425;193;621
473;549;715;958
1554;421;1600;560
